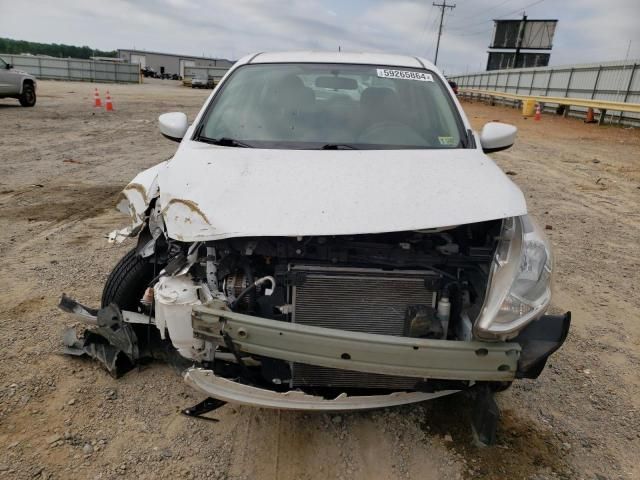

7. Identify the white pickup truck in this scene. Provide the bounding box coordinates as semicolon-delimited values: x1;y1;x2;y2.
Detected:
0;57;37;107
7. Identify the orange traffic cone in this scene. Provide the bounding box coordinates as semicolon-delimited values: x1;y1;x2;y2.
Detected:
584;107;596;123
105;91;114;112
534;104;541;121
93;88;102;107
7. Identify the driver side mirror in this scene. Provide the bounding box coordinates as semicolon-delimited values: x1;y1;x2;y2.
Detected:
5;63;12;70
159;112;188;142
479;122;517;153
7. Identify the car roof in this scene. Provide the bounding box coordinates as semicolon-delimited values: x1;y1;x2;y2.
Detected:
237;51;438;71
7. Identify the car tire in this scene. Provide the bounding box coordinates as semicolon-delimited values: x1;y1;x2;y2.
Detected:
19;84;36;107
101;248;156;310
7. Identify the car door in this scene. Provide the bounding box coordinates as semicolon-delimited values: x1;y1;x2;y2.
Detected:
0;57;17;95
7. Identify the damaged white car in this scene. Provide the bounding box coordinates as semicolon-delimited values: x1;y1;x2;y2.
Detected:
60;52;570;443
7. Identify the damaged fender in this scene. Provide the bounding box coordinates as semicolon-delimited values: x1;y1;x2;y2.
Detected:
109;161;168;243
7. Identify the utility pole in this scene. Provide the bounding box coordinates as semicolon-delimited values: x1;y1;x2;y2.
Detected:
433;1;456;66
513;12;527;68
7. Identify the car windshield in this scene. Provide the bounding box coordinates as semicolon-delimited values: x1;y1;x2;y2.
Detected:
196;63;465;149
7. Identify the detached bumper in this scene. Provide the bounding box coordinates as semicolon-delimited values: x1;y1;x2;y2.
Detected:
184;368;458;411
514;312;571;379
192;306;521;382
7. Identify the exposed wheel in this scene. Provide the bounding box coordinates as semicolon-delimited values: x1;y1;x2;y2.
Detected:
101;248;156;310
19;84;36;107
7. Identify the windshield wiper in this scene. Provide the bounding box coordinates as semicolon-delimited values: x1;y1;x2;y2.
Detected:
320;143;359;150
198;136;254;148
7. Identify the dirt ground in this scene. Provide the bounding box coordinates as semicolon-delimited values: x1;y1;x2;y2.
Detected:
0;79;639;480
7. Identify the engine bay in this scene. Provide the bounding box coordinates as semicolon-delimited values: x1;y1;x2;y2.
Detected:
145;221;502;392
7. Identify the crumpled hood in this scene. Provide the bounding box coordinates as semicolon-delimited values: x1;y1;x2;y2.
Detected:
157;143;527;241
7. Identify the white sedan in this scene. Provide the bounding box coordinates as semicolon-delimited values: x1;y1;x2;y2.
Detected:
60;52;569;443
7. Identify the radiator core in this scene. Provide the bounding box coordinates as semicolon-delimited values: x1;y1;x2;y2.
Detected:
290;266;438;390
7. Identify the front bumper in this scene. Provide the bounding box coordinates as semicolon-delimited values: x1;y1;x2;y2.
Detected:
190;307;570;409
184;368;458;411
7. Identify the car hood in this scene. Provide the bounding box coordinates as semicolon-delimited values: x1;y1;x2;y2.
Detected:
157;143;527;241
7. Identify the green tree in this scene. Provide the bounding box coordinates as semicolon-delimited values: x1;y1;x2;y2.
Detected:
0;37;117;59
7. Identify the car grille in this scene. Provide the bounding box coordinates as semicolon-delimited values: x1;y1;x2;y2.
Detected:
290;266;438;390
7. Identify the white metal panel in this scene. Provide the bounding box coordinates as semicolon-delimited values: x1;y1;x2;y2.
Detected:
130;54;146;68
248;51;426;69
157;146;527;241
179;60;195;77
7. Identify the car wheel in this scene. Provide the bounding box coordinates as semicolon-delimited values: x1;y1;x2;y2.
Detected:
19;84;36;107
101;248;157;310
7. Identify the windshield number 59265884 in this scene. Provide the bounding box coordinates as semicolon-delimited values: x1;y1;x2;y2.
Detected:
376;69;433;82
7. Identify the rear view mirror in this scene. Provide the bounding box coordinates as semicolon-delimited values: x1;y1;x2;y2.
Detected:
479;122;517;153
315;76;358;90
159;112;188;142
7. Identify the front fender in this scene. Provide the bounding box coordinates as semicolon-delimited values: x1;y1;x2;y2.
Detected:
109;161;168;243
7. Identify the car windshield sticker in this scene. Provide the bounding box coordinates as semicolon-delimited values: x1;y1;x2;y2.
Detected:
377;69;433;82
438;136;456;146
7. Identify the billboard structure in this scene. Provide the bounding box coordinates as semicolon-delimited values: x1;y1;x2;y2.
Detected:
486;17;557;71
487;52;550;70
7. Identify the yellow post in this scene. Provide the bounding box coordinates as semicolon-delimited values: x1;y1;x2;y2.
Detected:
522;99;536;117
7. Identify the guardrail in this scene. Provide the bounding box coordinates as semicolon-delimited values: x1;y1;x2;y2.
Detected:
449;59;640;126
460;88;640;126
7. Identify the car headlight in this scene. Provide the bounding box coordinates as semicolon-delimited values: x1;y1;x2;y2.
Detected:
475;215;553;339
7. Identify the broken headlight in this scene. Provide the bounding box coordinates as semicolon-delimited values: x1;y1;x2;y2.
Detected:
475;215;553;339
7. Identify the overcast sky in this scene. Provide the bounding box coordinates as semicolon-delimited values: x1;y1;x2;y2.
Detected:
1;0;639;74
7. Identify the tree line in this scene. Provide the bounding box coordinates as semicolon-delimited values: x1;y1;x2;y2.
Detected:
0;37;117;59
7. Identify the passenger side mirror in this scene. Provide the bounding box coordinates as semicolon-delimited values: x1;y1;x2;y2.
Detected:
6;63;12;70
159;112;188;142
479;122;517;153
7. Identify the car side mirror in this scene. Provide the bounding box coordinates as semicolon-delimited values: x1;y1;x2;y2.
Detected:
479;122;517;153
6;63;12;70
159;112;188;142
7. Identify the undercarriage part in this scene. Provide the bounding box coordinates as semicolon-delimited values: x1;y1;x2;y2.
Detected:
470;384;500;446
185;368;458;410
59;294;99;325
181;397;226;421
291;364;417;389
59;296;189;377
62;325;138;377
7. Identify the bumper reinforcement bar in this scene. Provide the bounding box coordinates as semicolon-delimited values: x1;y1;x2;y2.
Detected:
192;306;521;382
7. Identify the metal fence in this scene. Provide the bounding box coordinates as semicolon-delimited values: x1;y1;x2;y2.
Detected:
0;53;140;83
449;59;640;124
184;65;230;82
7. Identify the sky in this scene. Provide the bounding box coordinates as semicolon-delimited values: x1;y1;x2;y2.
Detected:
1;0;639;74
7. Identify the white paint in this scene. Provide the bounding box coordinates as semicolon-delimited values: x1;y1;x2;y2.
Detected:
179;59;196;78
157;145;527;241
158;112;188;140
479;122;518;152
115;53;526;243
130;54;146;68
154;275;204;358
185;368;458;410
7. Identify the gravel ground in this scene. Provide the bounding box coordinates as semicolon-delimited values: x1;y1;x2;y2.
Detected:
0;80;639;480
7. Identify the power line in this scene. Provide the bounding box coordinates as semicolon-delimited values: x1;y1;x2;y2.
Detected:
433;1;456;66
446;0;545;32
449;0;512;22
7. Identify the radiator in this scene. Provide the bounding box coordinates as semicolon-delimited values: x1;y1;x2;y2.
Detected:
290;265;438;390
